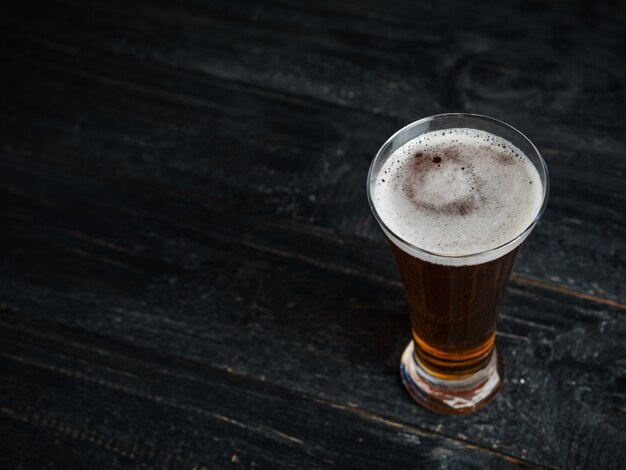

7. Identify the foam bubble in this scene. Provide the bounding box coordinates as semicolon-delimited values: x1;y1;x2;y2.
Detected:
372;128;543;263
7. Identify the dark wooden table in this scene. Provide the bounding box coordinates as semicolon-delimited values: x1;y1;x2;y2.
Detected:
1;1;625;468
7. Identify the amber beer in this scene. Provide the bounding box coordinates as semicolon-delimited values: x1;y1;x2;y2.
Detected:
390;243;519;379
367;114;548;414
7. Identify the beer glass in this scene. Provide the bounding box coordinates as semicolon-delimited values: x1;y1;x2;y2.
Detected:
367;114;549;414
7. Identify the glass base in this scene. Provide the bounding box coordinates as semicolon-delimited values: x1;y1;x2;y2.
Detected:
400;341;504;415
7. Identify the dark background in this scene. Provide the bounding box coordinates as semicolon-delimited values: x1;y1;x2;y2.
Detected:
1;0;625;468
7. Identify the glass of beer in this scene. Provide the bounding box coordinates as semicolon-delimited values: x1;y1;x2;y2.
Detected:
367;114;549;414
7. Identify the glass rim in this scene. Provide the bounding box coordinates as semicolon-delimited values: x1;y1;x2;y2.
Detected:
366;113;550;262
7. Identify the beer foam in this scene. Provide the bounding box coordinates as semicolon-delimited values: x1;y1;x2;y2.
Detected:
372;128;543;264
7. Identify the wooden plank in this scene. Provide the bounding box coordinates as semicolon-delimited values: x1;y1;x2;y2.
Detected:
0;322;532;469
0;415;156;470
0;20;624;301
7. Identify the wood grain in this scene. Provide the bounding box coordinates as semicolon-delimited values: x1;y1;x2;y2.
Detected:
0;0;625;468
0;318;537;469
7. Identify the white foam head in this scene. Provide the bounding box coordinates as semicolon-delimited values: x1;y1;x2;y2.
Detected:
371;128;543;266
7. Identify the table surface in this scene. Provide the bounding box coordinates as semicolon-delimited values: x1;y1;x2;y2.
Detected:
1;1;625;468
